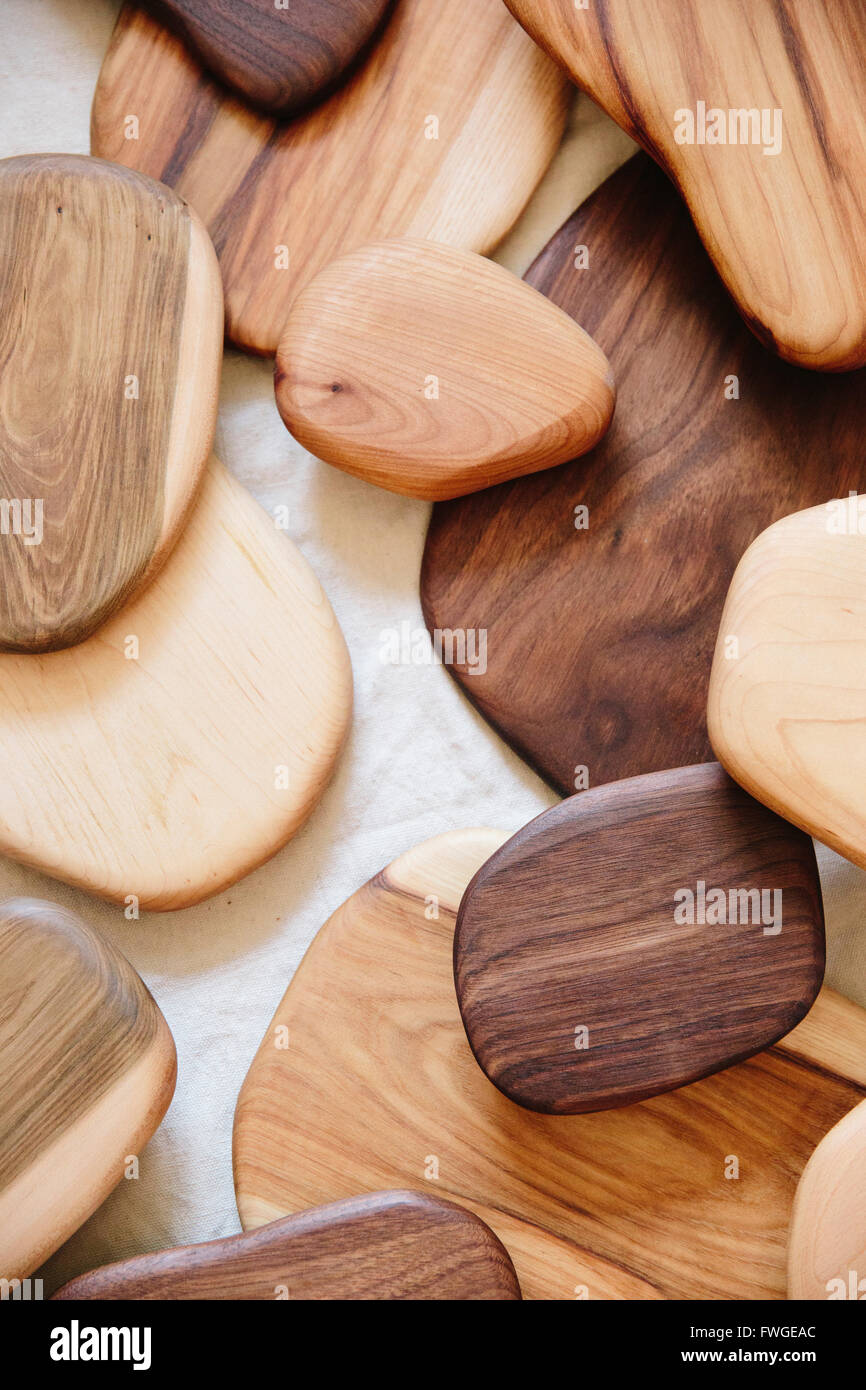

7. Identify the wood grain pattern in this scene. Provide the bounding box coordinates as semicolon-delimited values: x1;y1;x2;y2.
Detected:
275;239;614;500
142;0;392;117
0;457;352;910
0;153;221;653
0;898;176;1279
90;1;569;355
53;1190;521;1300
455;764;824;1115
788;1100;866;1301
506;0;866;371
709;501;866;874
421;155;866;795
233;829;866;1301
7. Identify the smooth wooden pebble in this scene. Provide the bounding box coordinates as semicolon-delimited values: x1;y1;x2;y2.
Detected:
788;1100;866;1301
0;153;221;652
53;1190;521;1300
276;240;615;499
0;898;176;1279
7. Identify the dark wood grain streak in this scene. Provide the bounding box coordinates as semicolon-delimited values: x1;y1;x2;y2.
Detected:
142;0;393;118
454;765;825;1115
53;1190;521;1300
421;154;866;795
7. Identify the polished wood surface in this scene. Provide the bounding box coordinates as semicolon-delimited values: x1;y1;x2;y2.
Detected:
506;0;866;371
276;239;615;499
54;1190;521;1300
143;0;392;117
233;830;866;1300
421;156;866;795
91;1;569;354
709;501;866;874
788;1100;866;1301
0;153;221;652
455;764;824;1114
0;898;176;1279
0;458;352;910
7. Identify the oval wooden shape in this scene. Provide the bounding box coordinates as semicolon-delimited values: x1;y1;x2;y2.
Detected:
788;1100;866;1301
0;153;222;653
421;155;866;795
142;0;392;118
276;240;615;500
0;898;176;1279
233;830;866;1300
0;458;352;910
90;1;569;355
709;501;866;874
53;1190;521;1300
506;0;866;371
455;764;825;1115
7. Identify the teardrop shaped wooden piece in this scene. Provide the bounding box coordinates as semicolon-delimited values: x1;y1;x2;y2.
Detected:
788;1100;866;1300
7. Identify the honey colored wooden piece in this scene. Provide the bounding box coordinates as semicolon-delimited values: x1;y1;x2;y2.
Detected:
276;240;615;500
142;0;392;117
709;501;866;873
54;1190;521;1300
788;1100;866;1300
91;1;569;355
421;156;866;794
0;898;176;1279
506;0;866;371
0;154;221;653
455;764;824;1115
233;830;866;1301
0;457;352;910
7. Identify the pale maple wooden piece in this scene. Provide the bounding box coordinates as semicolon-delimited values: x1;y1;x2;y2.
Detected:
0;898;176;1279
708;502;866;871
505;0;866;371
0;153;222;652
0;458;352;910
233;830;866;1301
53;1190;521;1300
788;1100;866;1301
276;239;615;500
90;1;570;355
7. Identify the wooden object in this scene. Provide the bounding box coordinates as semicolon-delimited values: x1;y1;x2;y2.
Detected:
90;1;570;355
233;829;866;1301
421;155;866;794
788;1100;866;1301
275;239;615;500
709;501;866;874
505;0;866;371
0;458;352;910
0;153;221;652
142;0;392;118
0;898;176;1279
455;763;824;1114
53;1190;521;1300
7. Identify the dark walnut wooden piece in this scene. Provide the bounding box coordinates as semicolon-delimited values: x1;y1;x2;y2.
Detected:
53;1190;521;1300
421;155;866;795
454;764;825;1115
0;153;221;652
142;0;392;118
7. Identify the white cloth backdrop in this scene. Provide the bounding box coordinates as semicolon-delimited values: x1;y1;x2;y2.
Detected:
1;0;863;1294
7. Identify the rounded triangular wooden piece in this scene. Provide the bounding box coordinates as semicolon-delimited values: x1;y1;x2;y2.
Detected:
275;239;614;500
53;1190;521;1300
0;898;176;1279
788;1100;866;1301
90;0;569;354
455;764;824;1115
0;457;352;909
141;0;392;118
506;0;866;371
0;154;221;652
232;829;866;1300
421;155;865;794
